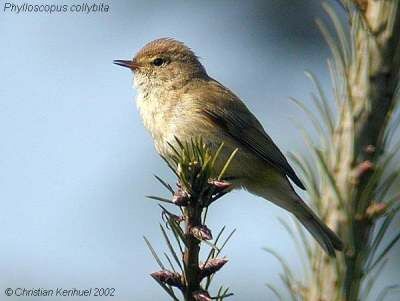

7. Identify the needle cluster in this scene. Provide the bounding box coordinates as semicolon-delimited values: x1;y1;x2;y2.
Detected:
144;138;237;301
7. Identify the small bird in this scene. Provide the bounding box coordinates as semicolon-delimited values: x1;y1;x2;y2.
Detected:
114;38;343;256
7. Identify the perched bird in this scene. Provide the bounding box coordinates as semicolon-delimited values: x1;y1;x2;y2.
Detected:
114;38;343;256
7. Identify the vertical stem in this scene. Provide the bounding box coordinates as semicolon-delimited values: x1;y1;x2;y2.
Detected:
343;2;400;300
183;204;202;300
306;1;400;301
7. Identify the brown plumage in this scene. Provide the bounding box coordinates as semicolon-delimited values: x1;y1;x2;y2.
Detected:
114;38;343;256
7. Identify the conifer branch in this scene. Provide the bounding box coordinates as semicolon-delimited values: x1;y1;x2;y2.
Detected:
267;1;400;300
144;139;236;301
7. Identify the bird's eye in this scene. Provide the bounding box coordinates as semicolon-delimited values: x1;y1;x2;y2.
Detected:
153;58;165;66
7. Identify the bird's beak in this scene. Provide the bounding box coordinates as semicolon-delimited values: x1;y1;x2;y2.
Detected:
113;59;139;70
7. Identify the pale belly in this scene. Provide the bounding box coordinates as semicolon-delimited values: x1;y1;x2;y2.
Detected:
136;90;274;188
151;122;264;187
134;84;295;209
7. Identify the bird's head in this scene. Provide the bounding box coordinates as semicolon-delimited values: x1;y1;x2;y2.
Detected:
114;38;207;91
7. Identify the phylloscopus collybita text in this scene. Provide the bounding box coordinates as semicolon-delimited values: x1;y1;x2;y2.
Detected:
114;38;343;256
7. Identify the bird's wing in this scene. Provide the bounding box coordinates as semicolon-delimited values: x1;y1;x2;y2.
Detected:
194;79;305;190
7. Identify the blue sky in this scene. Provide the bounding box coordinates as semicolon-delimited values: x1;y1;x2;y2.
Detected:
1;1;399;300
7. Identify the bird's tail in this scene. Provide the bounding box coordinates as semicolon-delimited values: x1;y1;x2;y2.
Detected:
246;175;343;256
294;206;343;257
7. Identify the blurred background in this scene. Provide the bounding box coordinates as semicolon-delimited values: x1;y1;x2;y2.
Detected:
0;0;398;300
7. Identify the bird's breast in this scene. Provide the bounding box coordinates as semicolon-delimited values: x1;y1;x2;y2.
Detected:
136;88;182;156
136;88;259;185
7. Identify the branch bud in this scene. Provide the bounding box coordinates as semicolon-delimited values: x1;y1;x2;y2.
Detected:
190;225;213;241
151;270;182;288
366;202;387;219
200;257;228;278
193;290;212;301
364;144;376;154
208;179;232;190
172;189;190;206
353;160;374;180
